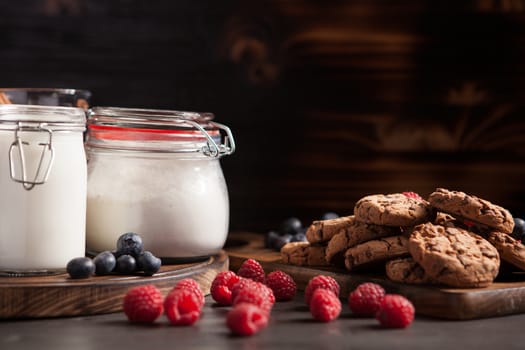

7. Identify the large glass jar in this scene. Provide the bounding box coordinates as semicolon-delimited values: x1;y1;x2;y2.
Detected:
0;105;87;276
85;107;235;262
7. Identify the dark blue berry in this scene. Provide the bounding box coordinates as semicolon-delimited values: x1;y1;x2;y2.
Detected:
264;230;280;249
93;251;116;275
321;212;339;220
512;217;525;242
138;251;162;276
66;257;95;279
278;217;303;235
115;254;137;274
116;232;143;258
274;234;292;250
291;232;307;243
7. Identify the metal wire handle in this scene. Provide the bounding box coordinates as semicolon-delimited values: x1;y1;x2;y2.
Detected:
8;123;55;191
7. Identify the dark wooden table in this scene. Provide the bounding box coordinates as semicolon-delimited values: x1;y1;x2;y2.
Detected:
1;294;525;350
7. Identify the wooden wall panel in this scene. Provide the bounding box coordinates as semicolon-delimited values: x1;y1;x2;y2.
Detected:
0;0;524;232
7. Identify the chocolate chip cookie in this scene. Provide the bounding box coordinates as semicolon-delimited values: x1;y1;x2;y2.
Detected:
325;220;402;266
408;222;500;288
305;216;354;244
434;212;458;228
385;257;435;285
428;188;514;234
483;231;525;271
344;235;409;271
280;241;329;267
354;193;435;227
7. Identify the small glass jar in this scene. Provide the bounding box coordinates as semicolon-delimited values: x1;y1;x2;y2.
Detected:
85;107;235;262
0;105;87;276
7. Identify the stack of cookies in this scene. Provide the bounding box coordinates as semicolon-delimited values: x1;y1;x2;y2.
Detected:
280;188;523;288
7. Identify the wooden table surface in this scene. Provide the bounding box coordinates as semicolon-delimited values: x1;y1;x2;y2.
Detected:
1;293;525;350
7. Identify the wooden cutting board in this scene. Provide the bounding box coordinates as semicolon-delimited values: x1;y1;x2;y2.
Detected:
225;232;525;320
0;250;228;319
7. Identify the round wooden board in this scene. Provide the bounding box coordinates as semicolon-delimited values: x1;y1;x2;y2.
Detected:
0;250;228;319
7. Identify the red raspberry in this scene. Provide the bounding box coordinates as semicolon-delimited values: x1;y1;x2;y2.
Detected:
122;285;164;323
237;259;266;283
376;294;415;328
210;270;241;305
463;219;476;229
304;275;340;305
232;279;275;313
265;270;297;301
309;288;341;322
164;288;202;326
348;282;385;317
232;278;276;305
226;302;269;336
402;191;423;201
171;278;205;307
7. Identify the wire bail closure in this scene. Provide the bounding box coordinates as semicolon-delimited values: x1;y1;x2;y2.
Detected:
181;119;236;158
8;123;55;191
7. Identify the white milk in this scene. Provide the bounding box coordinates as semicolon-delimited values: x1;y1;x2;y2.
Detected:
86;152;229;258
0;107;87;275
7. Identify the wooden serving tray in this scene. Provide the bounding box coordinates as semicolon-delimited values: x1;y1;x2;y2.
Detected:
0;250;228;319
225;232;525;320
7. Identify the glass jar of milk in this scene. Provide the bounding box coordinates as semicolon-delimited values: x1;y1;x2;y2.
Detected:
0;105;87;276
85;107;235;262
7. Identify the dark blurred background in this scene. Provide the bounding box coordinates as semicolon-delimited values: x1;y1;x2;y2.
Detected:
1;0;524;232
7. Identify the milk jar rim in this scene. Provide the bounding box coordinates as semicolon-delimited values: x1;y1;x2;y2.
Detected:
0;104;86;130
86;107;235;157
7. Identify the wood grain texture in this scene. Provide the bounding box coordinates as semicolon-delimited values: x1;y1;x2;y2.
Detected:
0;251;228;319
0;1;524;233
226;232;525;320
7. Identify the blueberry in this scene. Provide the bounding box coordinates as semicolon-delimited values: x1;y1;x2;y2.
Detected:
278;217;303;235
291;232;307;242
116;232;144;258
274;234;292;250
512;217;525;242
93;251;116;275
138;251;162;276
115;254;137;274
321;212;339;220
264;230;280;249
66;257;95;279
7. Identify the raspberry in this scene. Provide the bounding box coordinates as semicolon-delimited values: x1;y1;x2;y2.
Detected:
226;302;269;336
348;282;386;317
122;285;164;323
164;288;202;326
304;275;340;305
265;270;297;301
232;278;275;305
237;259;266;283
232;278;275;313
171;278;205;307
210;270;241;305
402;192;423;201
309;288;341;322
376;294;415;328
463;219;476;229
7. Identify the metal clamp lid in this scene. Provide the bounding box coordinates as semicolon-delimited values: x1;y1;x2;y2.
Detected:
86;107;235;157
